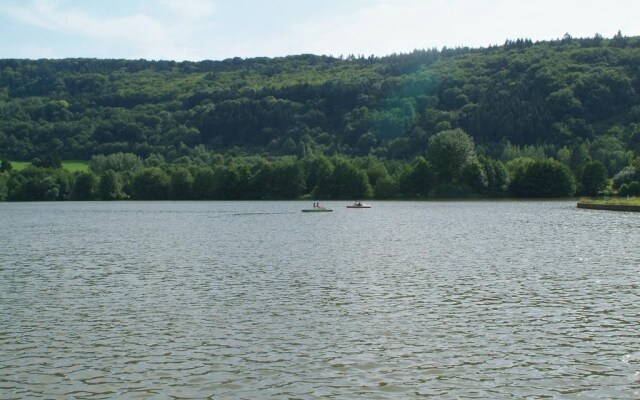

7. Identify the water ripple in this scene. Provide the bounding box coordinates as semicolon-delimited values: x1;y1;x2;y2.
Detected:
1;200;639;398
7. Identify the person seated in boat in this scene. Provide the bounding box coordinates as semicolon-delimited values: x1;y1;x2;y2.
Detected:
313;202;317;208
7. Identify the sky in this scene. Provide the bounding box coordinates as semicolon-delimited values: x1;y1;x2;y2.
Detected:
0;0;638;61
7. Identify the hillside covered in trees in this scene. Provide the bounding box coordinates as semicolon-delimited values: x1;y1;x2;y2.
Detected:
1;33;640;201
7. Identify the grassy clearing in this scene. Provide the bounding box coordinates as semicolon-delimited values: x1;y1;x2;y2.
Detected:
61;160;90;173
578;197;640;206
9;160;89;173
9;161;31;171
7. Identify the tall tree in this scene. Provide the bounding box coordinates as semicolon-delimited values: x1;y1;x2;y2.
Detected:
98;170;123;200
71;172;98;200
131;168;171;200
427;129;477;183
579;160;609;196
510;159;576;197
0;160;13;173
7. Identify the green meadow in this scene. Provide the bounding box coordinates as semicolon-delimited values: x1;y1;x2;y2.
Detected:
579;197;640;206
10;160;89;173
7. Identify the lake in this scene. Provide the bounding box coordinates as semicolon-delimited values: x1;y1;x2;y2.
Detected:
1;200;639;399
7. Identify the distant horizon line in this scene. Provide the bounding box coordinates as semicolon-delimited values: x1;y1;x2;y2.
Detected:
1;31;634;63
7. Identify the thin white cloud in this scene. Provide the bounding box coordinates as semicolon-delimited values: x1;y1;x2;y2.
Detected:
159;0;216;21
4;0;60;30
244;0;640;58
240;0;477;57
2;0;640;60
3;0;217;60
17;43;59;59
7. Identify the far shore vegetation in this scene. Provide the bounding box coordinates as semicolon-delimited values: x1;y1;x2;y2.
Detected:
1;33;640;201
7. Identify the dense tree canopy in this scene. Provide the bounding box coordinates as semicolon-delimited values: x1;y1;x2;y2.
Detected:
427;129;477;183
579;160;609;196
1;34;639;164
509;159;576;197
1;33;640;201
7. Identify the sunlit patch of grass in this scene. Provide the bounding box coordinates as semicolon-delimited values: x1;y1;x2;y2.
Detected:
61;160;89;173
8;160;89;172
579;197;640;206
8;161;30;171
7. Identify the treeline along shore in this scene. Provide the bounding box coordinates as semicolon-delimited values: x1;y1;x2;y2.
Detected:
1;33;640;201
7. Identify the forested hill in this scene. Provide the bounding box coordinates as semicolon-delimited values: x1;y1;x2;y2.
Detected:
1;33;639;165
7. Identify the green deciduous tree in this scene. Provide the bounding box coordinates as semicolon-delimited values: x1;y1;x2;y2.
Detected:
167;166;194;200
71;171;98;200
6;167;72;201
373;175;398;199
308;156;334;198
192;167;216;199
427;129;477;183
271;161;306;199
90;153;143;174
131;168;171;200
0;174;7;201
98;170;124;200
313;157;372;199
0;160;13;172
620;181;640;196
479;157;508;195
509;159;576;197
579;160;609;196
397;156;434;197
460;159;488;193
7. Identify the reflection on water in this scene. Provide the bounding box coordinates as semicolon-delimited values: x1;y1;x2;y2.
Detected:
1;201;639;398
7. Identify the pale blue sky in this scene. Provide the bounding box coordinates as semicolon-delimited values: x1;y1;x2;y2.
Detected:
1;0;638;61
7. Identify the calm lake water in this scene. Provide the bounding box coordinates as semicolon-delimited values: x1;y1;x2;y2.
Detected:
1;200;639;399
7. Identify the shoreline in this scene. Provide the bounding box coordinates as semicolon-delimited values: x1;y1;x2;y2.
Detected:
577;201;640;212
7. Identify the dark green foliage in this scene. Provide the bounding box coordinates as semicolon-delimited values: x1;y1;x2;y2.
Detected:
430;183;473;198
98;170;124;200
0;151;603;201
1;35;639;163
509;159;576;197
167;166;194;200
479;157;508;195
3;35;640;201
71;171;98;200
5;167;72;201
214;164;244;200
247;159;306;199
579;160;609;196
396;156;434;197
0;160;13;172
192;168;217;199
307;156;334;198
460;160;488;193
131;168;171;200
31;153;62;169
617;157;640;193
427;129;476;183
612;165;637;187
270;161;306;199
0;174;7;201
619;181;640;196
373;175;399;199
90;153;143;174
313;158;372;199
